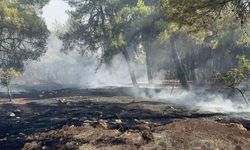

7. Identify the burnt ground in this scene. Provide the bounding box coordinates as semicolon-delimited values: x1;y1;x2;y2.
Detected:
0;88;250;149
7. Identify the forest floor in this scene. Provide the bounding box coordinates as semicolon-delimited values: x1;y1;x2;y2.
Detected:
0;88;250;150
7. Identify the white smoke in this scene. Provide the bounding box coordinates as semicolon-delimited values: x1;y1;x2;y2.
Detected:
2;35;249;114
148;88;250;113
13;34;146;90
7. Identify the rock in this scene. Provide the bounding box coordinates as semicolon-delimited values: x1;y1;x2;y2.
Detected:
114;119;122;124
58;141;80;149
120;132;144;146
14;109;22;113
135;124;150;131
0;137;7;141
96;119;108;129
84;120;92;123
19;133;26;136
9;113;16;117
227;123;247;131
16;117;21;120
58;99;67;104
134;119;140;123
142;130;154;143
134;119;150;125
22;141;41;150
34;112;40;116
215;117;223;121
82;120;93;127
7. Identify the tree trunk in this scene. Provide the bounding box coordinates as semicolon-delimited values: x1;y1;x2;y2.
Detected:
7;85;12;102
170;34;190;90
122;47;138;87
190;50;197;84
144;44;153;83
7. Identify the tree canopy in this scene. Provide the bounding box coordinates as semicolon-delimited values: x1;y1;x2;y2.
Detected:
0;0;49;71
60;0;250;88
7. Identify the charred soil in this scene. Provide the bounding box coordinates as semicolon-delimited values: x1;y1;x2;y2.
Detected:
0;88;250;150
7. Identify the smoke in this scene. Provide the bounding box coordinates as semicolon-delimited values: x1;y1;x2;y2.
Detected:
146;88;250;113
1;34;248;114
11;34;146;91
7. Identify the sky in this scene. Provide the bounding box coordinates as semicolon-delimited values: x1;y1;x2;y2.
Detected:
42;0;69;30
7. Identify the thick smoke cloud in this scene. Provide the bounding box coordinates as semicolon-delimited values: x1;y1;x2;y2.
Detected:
12;34;146;91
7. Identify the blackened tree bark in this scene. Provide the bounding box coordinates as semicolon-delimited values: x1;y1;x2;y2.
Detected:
146;50;153;83
7;85;12;102
190;48;197;84
144;43;153;83
122;47;138;87
170;34;190;90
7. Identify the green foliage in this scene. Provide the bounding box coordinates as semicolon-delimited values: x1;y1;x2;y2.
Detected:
61;0;156;64
19;0;50;9
160;0;250;47
158;22;179;41
0;0;50;71
222;68;244;87
0;68;21;87
237;55;250;76
60;0;250;86
222;56;250;88
162;0;250;27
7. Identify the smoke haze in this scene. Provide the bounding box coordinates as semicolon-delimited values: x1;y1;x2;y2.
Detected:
0;34;247;114
11;34;146;90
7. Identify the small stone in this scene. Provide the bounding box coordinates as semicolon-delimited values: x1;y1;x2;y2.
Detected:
228;123;247;131
19;133;25;136
120;132;144;146
142;130;154;143
58;99;67;104
34;112;40;116
134;119;140;123
170;106;176;110
9;113;16;117
14;109;22;113
22;141;41;150
0;137;7;141
16;117;21;120
84;120;92;123
97;119;108;129
114;119;122;124
136;124;150;131
215;117;223;121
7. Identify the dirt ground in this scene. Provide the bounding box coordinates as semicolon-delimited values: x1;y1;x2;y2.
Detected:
22;119;250;150
0;88;250;150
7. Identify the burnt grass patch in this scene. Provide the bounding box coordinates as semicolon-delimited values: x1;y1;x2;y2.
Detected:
0;88;249;149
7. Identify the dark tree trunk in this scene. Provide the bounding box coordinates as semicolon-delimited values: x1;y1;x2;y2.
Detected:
190;49;197;84
170;34;190;90
145;44;153;83
122;47;138;87
7;85;12;102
